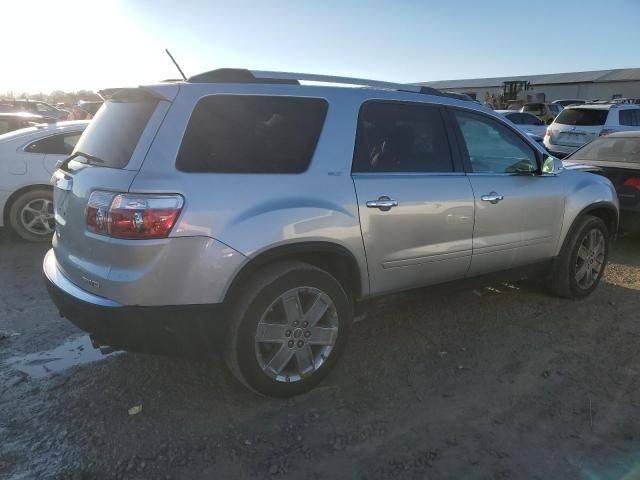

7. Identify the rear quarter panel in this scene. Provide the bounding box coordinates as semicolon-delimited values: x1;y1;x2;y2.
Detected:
555;168;619;255
129;84;370;296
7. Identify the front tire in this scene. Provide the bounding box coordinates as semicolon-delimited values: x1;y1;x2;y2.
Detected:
549;215;609;298
8;188;55;242
225;261;352;397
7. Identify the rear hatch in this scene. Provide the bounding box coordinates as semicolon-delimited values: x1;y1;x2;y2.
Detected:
52;86;175;298
549;107;609;147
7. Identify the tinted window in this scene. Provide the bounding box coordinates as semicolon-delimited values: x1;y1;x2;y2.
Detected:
73;91;158;169
352;102;453;173
548;104;563;115
177;96;328;174
0;119;14;134
523;103;544;114
453;110;537;174
619;109;640;127
507;113;542;125
26;133;81;155
555;108;608;126
571;137;640;163
36;103;54;113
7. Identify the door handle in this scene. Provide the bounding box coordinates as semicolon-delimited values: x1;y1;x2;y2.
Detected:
366;196;398;211
480;192;504;204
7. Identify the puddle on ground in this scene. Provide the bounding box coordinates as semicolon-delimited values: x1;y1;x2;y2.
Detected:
5;335;119;378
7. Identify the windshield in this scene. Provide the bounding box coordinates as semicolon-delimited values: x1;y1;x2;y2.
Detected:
555;108;608;126
570;137;640;163
72;92;157;169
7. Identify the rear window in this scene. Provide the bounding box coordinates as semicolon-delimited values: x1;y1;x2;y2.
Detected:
555;108;608;126
176;95;328;174
571;137;640;163
72;91;158;169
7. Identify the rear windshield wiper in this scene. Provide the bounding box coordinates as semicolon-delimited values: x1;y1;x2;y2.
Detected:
58;151;105;171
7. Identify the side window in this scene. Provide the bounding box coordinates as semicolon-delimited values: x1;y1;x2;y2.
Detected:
506;113;524;125
620;110;640;127
176;95;328;173
36;103;54;113
0;119;13;135
352;102;454;173
26;133;80;155
453;110;538;174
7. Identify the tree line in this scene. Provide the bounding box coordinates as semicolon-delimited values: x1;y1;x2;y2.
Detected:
0;90;101;106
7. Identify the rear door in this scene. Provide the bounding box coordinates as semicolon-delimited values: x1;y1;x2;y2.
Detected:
449;108;565;276
352;101;474;295
52;89;171;296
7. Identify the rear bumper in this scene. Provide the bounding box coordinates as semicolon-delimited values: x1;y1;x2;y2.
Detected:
43;249;230;356
543;140;580;159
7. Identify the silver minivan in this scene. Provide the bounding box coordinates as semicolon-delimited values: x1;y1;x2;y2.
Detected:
44;69;619;396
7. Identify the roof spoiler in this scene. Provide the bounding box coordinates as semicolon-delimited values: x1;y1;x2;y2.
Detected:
97;84;179;103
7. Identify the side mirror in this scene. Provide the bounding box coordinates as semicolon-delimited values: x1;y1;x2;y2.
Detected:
541;155;563;175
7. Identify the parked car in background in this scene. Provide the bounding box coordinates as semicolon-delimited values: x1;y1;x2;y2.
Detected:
496;110;547;137
564;131;640;232
0;121;88;241
44;70;618;397
0;112;56;135
544;103;640;158
77;100;104;116
0;99;69;120
521;103;563;124
552;99;586;107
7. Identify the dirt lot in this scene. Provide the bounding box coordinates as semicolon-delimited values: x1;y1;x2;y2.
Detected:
1;229;639;480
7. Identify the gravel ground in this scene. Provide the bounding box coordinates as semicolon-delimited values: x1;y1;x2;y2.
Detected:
1;228;639;480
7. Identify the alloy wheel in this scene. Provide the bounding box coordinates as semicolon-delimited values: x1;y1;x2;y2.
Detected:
254;287;339;383
20;198;54;236
575;228;605;289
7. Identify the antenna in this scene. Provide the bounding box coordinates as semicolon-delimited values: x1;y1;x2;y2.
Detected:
165;49;187;81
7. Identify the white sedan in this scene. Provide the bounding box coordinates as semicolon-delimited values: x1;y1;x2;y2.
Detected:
0;121;88;241
496;110;547;137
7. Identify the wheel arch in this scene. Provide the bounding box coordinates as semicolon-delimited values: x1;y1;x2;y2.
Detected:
223;241;365;305
556;201;619;257
2;183;53;227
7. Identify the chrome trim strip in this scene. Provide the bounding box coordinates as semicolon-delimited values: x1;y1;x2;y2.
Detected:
43;249;121;307
383;249;473;269
352;172;466;178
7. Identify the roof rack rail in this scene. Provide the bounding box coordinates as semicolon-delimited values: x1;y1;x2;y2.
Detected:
186;69;471;101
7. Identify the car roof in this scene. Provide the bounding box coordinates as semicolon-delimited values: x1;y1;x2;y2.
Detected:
0;120;89;143
564;104;615;110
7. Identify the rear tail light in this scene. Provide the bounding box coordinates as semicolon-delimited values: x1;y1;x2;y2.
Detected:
87;191;183;239
599;128;618;136
623;177;640;190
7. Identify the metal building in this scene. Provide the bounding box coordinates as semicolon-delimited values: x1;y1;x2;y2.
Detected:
417;68;640;103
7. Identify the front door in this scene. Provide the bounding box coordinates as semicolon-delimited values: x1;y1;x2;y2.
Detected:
351;101;475;295
449;108;565;276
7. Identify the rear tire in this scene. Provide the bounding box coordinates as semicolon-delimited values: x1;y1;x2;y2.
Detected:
225;261;352;397
549;215;609;298
8;188;55;242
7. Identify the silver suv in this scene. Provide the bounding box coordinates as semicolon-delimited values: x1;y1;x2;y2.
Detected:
44;70;619;397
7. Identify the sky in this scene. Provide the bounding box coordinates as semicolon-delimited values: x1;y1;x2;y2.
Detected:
2;0;639;93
